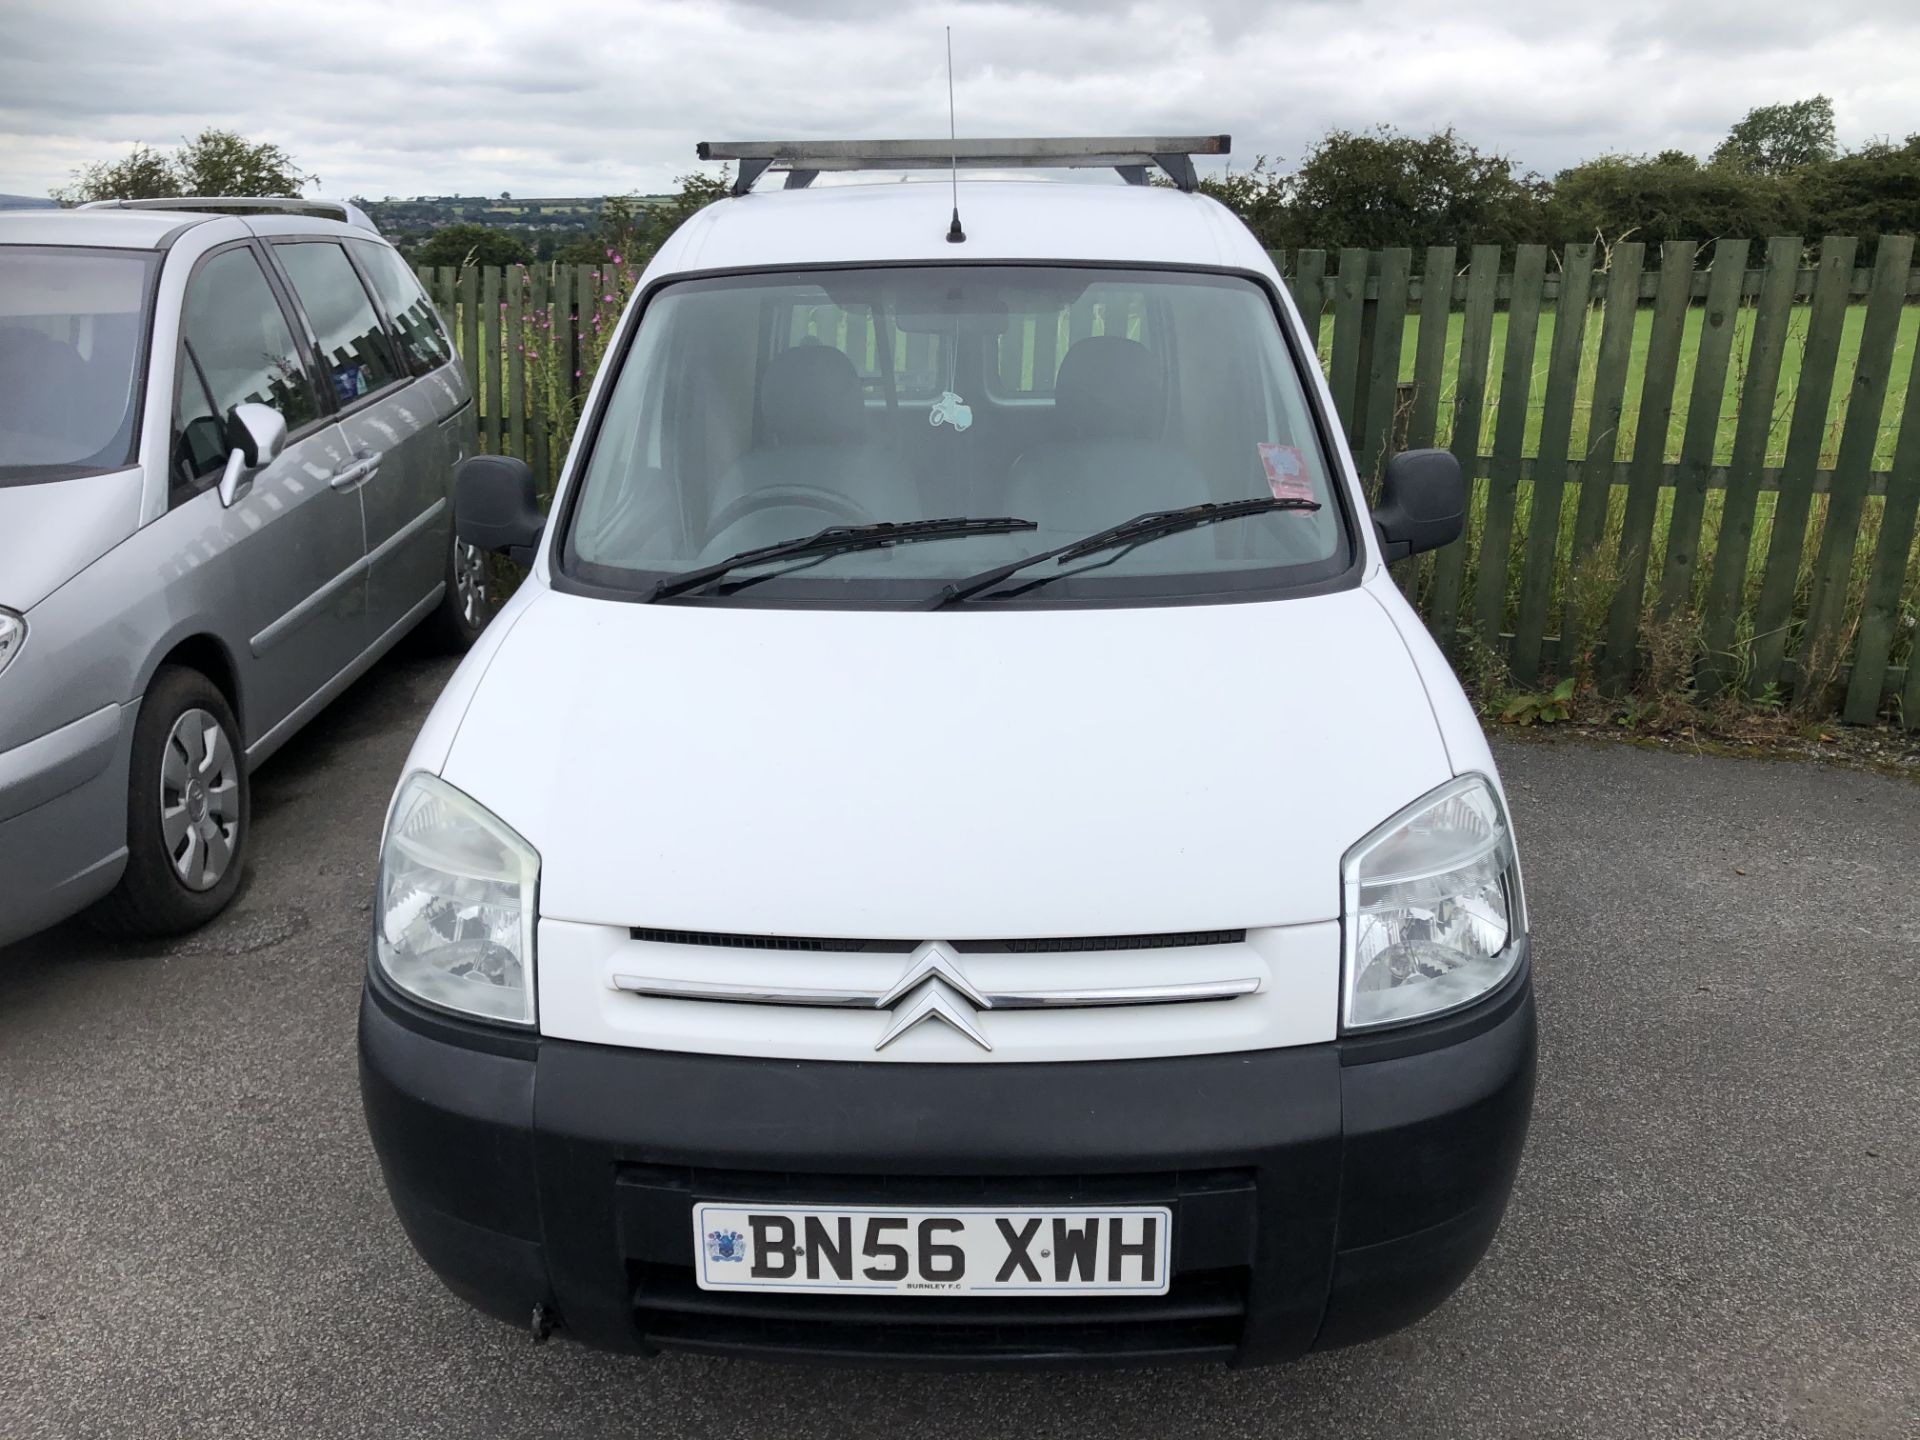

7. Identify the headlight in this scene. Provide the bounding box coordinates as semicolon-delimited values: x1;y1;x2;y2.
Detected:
0;610;24;677
376;772;538;1025
1341;774;1526;1030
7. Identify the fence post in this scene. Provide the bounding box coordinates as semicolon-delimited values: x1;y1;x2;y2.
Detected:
1747;236;1858;699
1799;234;1914;702
1699;236;1802;697
1658;237;1750;620
1327;249;1370;446
1511;241;1596;683
1290;249;1328;354
1844;298;1920;724
481;266;502;455
1473;244;1549;647
1602;241;1697;692
1356;248;1412;495
1405;246;1455;451
1425;244;1501;644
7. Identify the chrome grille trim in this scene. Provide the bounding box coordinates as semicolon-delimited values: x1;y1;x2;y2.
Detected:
610;973;1262;1010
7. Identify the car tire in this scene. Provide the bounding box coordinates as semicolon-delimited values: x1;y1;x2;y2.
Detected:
89;666;250;939
418;524;491;653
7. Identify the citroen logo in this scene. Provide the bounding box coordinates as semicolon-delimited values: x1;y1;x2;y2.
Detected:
874;942;992;1052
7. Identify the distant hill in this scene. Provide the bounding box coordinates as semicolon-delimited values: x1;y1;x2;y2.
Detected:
0;193;56;209
356;194;668;240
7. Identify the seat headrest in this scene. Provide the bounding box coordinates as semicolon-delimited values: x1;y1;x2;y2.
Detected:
1055;335;1162;442
761;344;863;445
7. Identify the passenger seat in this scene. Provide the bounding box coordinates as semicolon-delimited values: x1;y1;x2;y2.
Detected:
1004;335;1208;532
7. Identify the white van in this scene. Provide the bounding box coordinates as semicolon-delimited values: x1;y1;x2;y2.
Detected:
358;138;1535;1368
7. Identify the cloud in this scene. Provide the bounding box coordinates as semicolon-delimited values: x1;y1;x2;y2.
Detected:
1;0;1915;199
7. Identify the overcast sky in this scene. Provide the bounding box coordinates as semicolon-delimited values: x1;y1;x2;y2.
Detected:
2;0;1916;200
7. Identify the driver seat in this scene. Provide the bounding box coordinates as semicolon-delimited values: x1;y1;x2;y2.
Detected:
705;345;896;549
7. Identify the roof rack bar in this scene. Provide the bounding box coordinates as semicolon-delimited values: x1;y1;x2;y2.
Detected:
75;196;379;232
697;136;1229;195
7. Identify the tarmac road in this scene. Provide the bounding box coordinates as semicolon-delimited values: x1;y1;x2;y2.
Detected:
1;650;1914;1439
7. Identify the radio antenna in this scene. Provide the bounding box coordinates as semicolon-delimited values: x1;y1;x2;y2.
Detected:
945;27;965;243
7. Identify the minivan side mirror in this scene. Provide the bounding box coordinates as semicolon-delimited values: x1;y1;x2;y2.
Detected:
1371;448;1465;562
456;455;544;566
217;403;288;508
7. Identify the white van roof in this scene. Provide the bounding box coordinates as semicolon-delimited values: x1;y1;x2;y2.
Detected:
649;179;1274;278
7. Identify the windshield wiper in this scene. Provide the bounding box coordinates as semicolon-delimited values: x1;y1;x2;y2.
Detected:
927;496;1322;608
647;516;1038;601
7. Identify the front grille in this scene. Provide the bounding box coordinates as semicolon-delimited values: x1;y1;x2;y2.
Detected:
955;930;1246;954
617;1164;1256;1363
627;927;1248;955
628;927;915;953
631;1265;1246;1363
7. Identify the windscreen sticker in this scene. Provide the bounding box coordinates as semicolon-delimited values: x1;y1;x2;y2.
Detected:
1258;443;1314;502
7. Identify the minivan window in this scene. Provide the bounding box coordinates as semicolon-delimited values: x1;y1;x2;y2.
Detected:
172;247;320;493
563;266;1349;606
0;246;157;484
355;242;453;378
274;241;404;405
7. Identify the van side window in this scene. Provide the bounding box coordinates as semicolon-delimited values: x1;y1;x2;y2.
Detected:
990;287;1152;399
771;300;946;404
275;241;404;406
355;243;453;378
171;247;319;499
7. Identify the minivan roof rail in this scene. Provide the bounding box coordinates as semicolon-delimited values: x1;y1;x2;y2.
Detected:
696;136;1231;196
77;195;380;232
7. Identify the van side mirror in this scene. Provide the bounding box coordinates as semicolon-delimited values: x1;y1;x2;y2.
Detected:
217;403;288;508
456;455;544;566
1371;448;1465;562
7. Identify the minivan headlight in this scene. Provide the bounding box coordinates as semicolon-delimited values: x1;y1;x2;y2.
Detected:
0;609;24;677
376;772;538;1025
1342;774;1525;1030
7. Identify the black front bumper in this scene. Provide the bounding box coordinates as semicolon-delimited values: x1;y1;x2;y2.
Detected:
358;945;1535;1368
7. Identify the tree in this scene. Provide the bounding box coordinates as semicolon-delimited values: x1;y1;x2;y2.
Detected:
1712;96;1838;175
413;223;533;268
557;171;729;266
1279;127;1549;251
1547;151;1801;248
54;128;314;203
1791;135;1920;247
52;143;176;202
1195;157;1289;248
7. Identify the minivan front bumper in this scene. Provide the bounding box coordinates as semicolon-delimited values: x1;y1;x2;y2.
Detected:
359;942;1535;1368
0;704;131;949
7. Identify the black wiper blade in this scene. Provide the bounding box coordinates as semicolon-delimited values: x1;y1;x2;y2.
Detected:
928;497;1321;609
648;516;1037;601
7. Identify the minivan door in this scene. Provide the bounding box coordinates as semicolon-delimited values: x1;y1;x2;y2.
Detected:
164;242;365;742
270;239;442;642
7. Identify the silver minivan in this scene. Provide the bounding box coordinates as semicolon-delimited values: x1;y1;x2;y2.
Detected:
0;198;484;948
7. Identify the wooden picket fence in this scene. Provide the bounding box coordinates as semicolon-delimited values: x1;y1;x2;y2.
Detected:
416;234;1920;728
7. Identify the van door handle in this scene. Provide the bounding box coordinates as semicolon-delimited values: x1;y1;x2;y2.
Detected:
328;451;384;491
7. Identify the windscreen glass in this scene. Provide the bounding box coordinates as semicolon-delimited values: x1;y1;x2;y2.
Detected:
0;246;157;483
564;266;1349;604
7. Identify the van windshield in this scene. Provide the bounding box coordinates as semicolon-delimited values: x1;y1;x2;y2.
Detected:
0;246;157;484
562;266;1351;605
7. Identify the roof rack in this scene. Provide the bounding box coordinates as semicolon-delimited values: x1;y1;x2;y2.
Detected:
76;196;379;232
696;136;1230;196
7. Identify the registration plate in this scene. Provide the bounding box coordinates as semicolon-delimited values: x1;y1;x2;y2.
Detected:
692;1202;1173;1296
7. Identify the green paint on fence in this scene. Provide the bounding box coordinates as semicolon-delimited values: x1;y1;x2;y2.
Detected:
1604;241;1697;690
1659;237;1749;618
1511;242;1596;683
1748;237;1859;698
1474;244;1549;643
